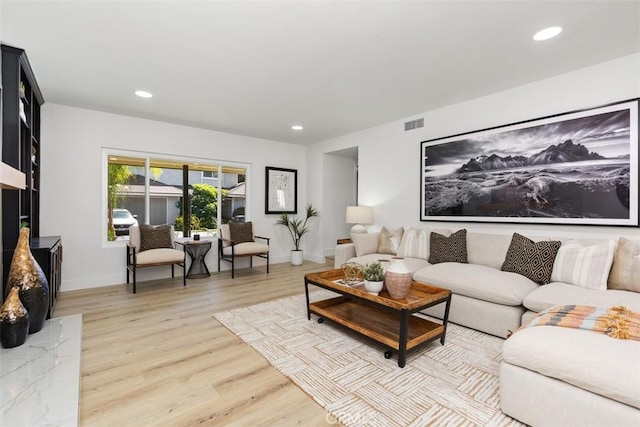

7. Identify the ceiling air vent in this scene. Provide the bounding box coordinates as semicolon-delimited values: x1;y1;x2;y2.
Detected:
404;118;424;131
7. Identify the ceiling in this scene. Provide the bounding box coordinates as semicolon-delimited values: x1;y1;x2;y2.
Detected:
2;1;639;145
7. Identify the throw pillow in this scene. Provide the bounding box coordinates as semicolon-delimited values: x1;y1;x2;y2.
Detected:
550;239;617;290
229;222;254;243
139;224;173;252
397;227;429;260
378;227;404;255
352;232;380;257
501;233;561;285
608;237;640;292
428;229;468;264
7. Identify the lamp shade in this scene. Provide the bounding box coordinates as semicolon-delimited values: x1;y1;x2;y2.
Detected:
346;206;373;225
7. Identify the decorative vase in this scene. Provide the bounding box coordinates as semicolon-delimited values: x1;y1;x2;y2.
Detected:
291;250;303;266
385;257;412;299
7;228;49;334
0;286;30;348
364;280;384;295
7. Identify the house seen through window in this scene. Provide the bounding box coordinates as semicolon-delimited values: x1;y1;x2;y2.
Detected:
106;153;247;242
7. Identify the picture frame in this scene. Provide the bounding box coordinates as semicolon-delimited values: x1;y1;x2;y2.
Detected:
265;166;297;214
420;99;639;226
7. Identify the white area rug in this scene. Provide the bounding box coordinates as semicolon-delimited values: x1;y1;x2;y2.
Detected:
214;292;524;426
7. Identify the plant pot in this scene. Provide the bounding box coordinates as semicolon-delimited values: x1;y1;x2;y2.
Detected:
291;250;303;266
364;280;384;295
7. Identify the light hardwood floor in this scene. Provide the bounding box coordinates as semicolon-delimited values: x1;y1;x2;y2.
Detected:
55;260;337;426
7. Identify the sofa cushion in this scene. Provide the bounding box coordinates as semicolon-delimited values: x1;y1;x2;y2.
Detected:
467;232;513;269
608;237;640;292
413;263;538;306
397;227;429;259
352;232;380;257
378;226;404;255
348;254;429;274
501;233;560;285
550;239;617;290
139;224;173;252
503;325;640;409
428;229;468;264
523;282;640;313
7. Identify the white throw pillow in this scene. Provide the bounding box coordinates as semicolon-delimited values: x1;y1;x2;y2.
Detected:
352;232;380;257
397;227;429;260
550;239;617;290
608;237;640;292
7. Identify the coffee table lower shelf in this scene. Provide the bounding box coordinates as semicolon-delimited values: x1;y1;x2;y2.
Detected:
309;296;444;357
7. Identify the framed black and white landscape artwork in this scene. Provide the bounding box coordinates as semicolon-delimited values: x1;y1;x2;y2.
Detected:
420;99;639;226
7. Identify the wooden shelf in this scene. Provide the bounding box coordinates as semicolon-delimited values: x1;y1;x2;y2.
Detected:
0;162;26;190
310;297;444;351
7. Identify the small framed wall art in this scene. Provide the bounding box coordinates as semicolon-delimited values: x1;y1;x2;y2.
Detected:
265;166;297;214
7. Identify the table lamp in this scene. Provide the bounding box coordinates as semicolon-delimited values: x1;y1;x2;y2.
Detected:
346;206;373;235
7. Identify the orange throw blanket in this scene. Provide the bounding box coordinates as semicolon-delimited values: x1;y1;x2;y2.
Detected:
515;305;640;341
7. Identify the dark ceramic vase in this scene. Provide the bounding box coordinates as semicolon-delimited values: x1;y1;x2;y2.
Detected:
0;286;30;348
7;228;49;334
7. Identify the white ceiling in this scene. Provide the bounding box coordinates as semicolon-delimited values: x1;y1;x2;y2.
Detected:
2;1;639;145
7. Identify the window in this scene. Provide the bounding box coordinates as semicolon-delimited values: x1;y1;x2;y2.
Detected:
105;151;248;243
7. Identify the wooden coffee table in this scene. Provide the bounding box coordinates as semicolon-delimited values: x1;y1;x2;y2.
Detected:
304;269;452;368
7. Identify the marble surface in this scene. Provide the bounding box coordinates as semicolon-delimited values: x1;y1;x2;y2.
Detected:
1;314;82;426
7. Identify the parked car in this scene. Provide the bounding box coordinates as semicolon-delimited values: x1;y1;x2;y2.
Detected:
112;208;138;236
231;207;245;223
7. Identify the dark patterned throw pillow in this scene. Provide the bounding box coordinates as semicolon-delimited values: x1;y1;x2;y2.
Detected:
501;233;561;285
139;224;173;252
229;222;254;243
428;229;468;264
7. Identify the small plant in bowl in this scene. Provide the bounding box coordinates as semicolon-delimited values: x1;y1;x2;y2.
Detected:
363;261;385;295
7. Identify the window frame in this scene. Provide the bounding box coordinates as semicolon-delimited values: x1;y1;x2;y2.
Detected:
102;148;250;247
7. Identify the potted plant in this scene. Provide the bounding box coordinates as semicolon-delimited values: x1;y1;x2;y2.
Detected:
363;261;384;295
276;203;319;266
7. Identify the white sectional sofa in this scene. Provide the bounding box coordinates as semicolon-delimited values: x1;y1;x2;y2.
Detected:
334;226;640;425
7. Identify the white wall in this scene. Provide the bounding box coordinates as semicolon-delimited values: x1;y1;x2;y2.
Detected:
311;53;640;249
41;104;307;291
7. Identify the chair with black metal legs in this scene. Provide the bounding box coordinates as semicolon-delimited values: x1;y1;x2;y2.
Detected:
126;225;186;293
217;222;269;278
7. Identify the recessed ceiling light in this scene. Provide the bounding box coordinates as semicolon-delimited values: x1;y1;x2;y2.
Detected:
291;125;304;131
533;26;562;41
135;90;153;98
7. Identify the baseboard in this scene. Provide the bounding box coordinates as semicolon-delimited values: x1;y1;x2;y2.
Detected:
60;257;298;292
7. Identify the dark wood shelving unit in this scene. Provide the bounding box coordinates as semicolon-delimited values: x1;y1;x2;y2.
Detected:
1;44;62;317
